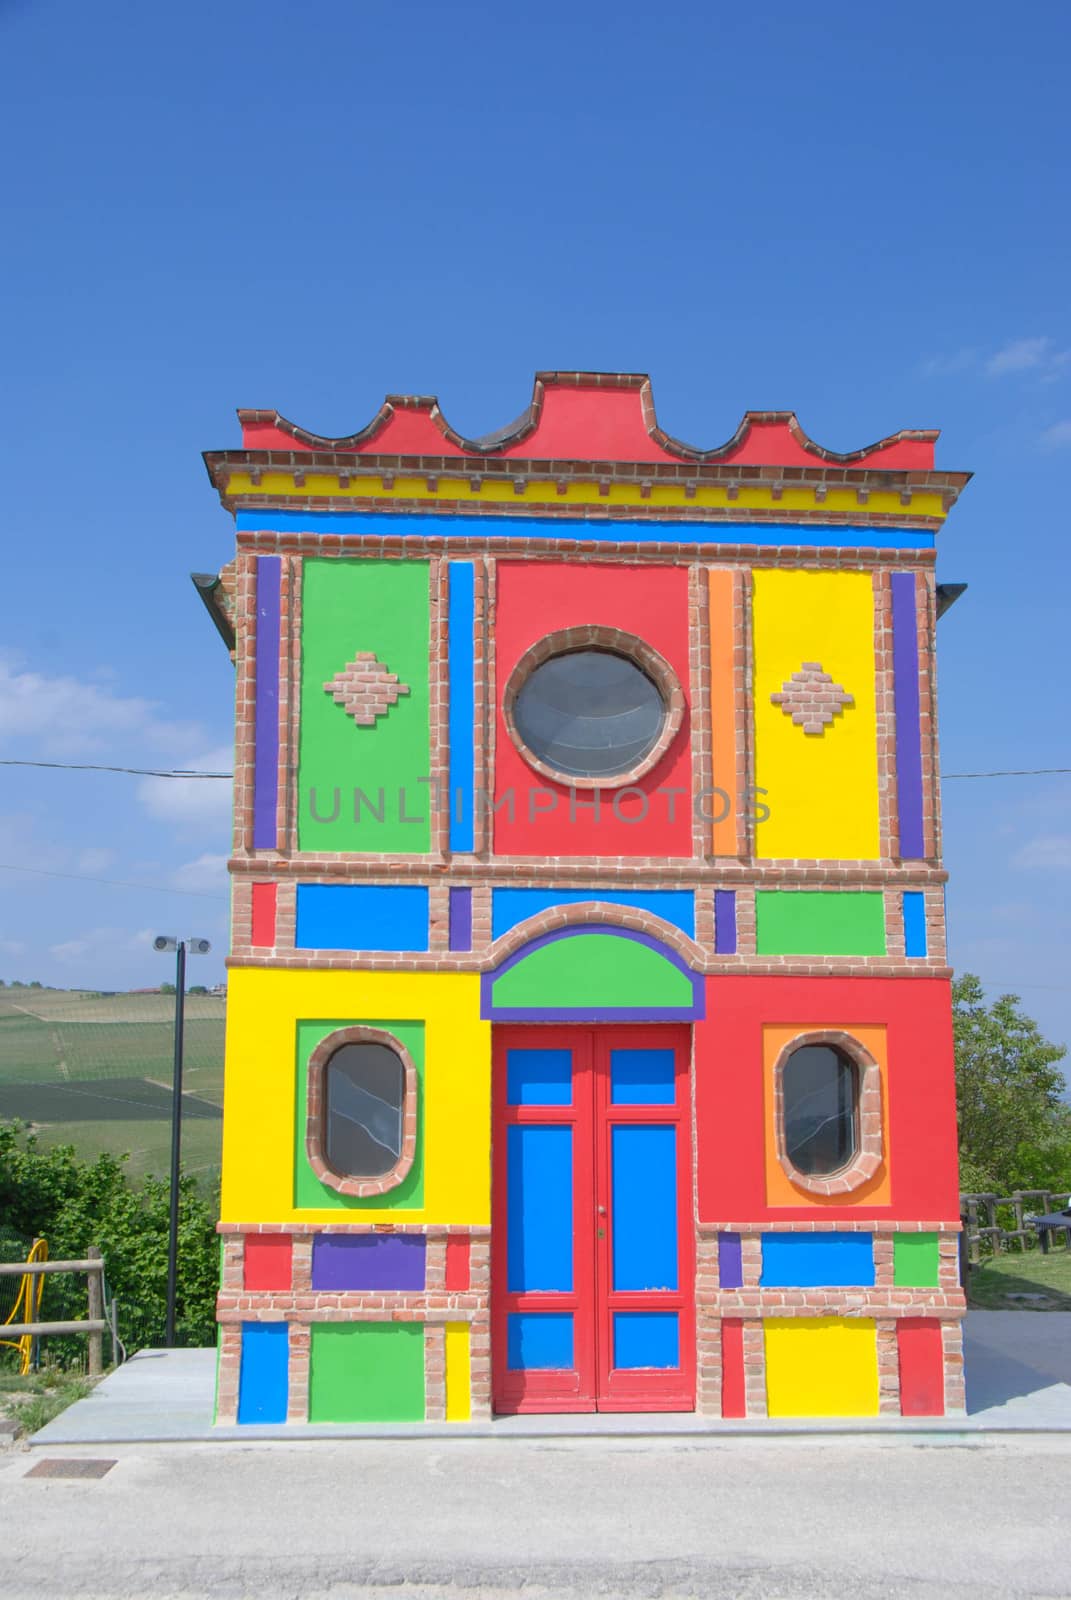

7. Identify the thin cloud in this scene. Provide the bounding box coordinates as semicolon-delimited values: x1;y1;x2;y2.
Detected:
986;336;1071;379
1013;835;1071;870
136;747;234;827
0;657;203;759
171;853;229;894
1040;420;1071;450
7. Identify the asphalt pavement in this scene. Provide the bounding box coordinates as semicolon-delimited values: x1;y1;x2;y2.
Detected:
3;1433;1070;1599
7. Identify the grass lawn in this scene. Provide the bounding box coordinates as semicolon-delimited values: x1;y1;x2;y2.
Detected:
967;1246;1071;1310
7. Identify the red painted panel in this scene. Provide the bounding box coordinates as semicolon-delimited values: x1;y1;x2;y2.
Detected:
897;1319;946;1416
244;1234;292;1291
238;384;936;470
492;563;693;859
499;385;670;463
250;882;277;948
444;1235;471;1292
721;1318;746;1418
695;976;961;1224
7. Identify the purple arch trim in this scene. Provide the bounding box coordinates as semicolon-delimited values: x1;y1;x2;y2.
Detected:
480;923;705;1022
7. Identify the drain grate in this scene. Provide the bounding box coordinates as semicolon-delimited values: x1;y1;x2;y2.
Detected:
25;1457;116;1479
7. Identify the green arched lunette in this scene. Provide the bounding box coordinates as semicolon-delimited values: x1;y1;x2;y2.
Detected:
484;926;703;1022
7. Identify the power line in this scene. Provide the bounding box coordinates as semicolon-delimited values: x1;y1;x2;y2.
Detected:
0;863;227;900
943;768;1071;780
1;759;1069;781
0;760;230;779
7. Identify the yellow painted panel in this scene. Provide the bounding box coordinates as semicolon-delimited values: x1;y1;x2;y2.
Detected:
762;1024;891;1208
224;470;945;522
764;1317;879;1417
220;967;490;1226
752;569;880;860
444;1322;472;1422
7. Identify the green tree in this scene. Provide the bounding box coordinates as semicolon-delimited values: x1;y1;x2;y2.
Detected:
954;974;1071;1194
0;1123;218;1359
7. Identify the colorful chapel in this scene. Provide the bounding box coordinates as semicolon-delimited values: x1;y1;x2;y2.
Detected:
197;372;969;1425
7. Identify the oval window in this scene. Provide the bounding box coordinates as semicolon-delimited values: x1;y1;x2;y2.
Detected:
782;1044;857;1176
324;1040;406;1179
511;648;666;780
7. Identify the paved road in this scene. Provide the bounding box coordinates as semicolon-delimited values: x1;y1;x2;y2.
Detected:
4;1435;1070;1599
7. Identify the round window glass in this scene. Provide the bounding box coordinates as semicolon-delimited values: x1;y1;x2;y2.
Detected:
511;648;666;779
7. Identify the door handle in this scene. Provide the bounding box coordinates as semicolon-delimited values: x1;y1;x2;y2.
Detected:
597;1205;607;1215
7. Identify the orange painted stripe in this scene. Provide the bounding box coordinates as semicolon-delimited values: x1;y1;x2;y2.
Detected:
707;568;739;855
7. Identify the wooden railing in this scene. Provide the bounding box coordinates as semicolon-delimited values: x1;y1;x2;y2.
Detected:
0;1248;108;1374
960;1191;1071;1264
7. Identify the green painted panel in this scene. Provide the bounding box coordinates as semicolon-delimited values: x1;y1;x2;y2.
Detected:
298;557;431;853
893;1233;940;1288
754;892;886;956
294;1019;424;1211
492;933;692;1010
308;1323;425;1422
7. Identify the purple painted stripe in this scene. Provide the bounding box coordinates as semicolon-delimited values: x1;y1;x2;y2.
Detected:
714;890;737;955
719;1232;743;1289
311;1235;426;1291
480;923;705;1022
449;887;472;952
891;572;925;860
253;556;282;850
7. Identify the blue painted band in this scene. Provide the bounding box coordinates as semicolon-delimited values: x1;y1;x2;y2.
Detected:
481;923;705;1022
760;1231;876;1288
491;887;695;941
903;890;928;957
447;562;475;852
295;883;430;951
237;1321;288;1424
236;510;936;551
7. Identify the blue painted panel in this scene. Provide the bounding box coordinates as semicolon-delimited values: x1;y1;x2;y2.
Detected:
507;1125;573;1291
492;888;695;941
238;511;936;552
612;1125;678;1291
610;1049;675;1105
295;884;429;951
448;562;475;853
760;1232;876;1288
507;1048;572;1106
237;1322;288;1424
903;891;927;957
507;1313;574;1371
613;1312;680;1370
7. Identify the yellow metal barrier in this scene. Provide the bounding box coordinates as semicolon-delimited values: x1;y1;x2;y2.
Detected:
1;1239;48;1375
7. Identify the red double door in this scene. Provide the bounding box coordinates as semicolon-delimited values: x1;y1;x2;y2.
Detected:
491;1025;694;1414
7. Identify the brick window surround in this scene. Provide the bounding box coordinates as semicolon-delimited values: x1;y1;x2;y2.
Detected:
501;625;686;791
771;1030;883;1198
305;1026;418;1198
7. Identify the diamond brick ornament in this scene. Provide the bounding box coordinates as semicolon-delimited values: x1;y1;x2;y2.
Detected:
324;652;411;727
770;661;854;735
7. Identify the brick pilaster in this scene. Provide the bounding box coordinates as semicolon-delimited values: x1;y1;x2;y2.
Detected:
876;1318;900;1414
216;1325;242;1425
424;1322;446;1421
742;1320;767;1418
287;1323;310;1422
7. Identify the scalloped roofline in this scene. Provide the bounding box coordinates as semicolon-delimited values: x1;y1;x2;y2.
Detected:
233;371;942;471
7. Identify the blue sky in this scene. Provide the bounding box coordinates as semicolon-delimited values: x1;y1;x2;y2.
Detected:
0;0;1068;1049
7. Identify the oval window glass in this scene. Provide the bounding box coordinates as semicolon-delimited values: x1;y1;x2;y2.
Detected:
512;648;666;779
782;1044;857;1176
324;1041;405;1179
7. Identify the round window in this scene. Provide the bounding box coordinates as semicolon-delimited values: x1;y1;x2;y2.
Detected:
511;647;667;780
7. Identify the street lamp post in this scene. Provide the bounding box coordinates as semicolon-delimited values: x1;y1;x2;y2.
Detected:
153;935;211;1347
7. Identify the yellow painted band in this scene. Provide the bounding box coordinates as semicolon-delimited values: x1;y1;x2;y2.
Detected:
752;569;881;861
764;1317;879;1417
225;471;946;522
444;1322;472;1422
221;967;490;1226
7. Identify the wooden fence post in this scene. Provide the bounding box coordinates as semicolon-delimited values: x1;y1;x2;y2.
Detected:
86;1247;103;1377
